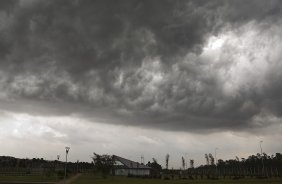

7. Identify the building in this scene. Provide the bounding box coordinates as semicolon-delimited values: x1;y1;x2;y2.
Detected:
112;155;151;176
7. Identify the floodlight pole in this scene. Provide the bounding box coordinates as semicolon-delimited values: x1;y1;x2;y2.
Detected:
64;147;70;184
260;141;265;176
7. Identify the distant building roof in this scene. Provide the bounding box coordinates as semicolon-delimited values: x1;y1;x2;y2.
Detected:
113;155;151;169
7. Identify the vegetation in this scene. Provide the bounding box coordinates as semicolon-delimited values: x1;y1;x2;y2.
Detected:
92;153;115;178
183;153;282;180
1;152;282;182
0;156;94;182
0;156;94;173
0;175;58;182
190;159;194;168
146;158;162;178
72;174;282;184
165;154;170;170
181;157;185;170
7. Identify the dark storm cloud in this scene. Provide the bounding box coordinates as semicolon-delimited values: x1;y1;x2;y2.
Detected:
1;0;282;132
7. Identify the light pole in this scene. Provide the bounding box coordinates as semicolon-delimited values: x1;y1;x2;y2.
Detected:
259;141;265;176
64;147;70;183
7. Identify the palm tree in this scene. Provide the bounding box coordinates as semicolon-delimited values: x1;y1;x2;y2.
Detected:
190;159;194;168
205;154;210;165
209;154;215;165
182;156;185;169
166;154;170;170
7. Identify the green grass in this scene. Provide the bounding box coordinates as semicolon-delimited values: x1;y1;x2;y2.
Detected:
73;174;282;184
0;175;58;182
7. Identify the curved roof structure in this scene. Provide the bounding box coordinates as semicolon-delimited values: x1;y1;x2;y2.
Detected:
113;155;151;169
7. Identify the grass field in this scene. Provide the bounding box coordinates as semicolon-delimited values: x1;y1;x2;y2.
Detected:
0;175;58;182
72;174;282;184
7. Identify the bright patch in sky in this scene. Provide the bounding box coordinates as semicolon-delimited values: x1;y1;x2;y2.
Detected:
204;35;225;51
1;110;281;168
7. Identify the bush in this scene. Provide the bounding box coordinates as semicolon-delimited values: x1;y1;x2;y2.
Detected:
57;170;65;179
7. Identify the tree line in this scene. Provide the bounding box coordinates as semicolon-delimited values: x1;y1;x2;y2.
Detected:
0;156;93;174
145;152;282;179
1;152;282;179
177;152;282;179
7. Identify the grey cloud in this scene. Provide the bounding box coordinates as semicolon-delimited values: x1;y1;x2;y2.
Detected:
1;0;223;71
0;0;282;132
0;0;18;12
222;0;282;24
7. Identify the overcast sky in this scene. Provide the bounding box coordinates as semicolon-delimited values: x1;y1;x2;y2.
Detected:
1;0;282;168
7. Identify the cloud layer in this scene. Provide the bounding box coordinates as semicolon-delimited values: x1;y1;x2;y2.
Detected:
1;0;282;132
1;110;281;167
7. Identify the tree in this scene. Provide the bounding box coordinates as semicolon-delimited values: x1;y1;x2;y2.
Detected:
147;158;162;177
152;158;158;163
165;154;170;170
182;156;185;169
205;154;210;165
190;159;194;168
92;153;114;178
209;154;215;165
